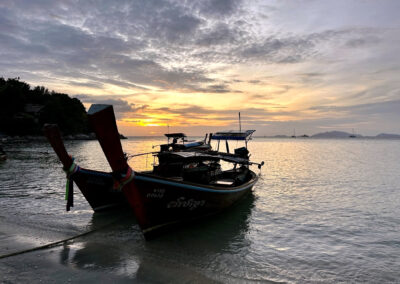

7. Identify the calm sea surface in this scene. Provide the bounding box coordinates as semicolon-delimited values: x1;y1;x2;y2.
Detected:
0;138;400;283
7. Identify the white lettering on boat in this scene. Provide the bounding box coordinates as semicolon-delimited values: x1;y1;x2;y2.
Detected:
146;188;165;199
167;197;206;210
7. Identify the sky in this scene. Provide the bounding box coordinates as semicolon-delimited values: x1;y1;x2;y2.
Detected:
1;0;400;136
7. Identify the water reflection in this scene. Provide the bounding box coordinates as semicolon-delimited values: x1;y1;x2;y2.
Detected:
58;193;255;280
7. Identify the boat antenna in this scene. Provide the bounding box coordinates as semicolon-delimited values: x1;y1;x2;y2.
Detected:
239;112;241;133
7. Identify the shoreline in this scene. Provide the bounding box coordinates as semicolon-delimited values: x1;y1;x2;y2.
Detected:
2;135;400;144
0;133;128;143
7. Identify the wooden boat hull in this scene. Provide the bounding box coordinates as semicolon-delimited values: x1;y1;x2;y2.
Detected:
70;168;126;212
123;171;258;238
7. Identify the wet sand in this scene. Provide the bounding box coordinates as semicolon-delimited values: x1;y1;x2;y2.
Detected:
0;211;223;283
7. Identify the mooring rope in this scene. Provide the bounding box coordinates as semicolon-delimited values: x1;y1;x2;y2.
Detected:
112;166;135;191
63;157;80;211
0;216;125;260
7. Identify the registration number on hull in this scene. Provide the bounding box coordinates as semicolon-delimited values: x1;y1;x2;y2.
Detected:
167;197;206;211
146;188;165;199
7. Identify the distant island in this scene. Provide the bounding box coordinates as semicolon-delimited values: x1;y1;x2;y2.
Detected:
311;131;400;139
311;131;359;138
374;133;400;139
259;131;400;139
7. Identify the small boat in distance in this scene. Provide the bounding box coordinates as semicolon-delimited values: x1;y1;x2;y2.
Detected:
349;128;357;138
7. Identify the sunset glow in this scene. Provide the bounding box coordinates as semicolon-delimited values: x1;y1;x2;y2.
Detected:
1;0;400;135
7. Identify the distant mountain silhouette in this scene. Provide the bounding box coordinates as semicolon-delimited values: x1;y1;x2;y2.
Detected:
260;131;400;139
374;133;400;139
311;131;358;138
311;131;400;139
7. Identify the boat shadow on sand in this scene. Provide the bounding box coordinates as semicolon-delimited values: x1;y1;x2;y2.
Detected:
57;193;256;278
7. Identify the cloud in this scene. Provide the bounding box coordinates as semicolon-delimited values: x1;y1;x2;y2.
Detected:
1;1;400;135
196;23;240;46
194;0;243;17
345;36;380;48
0;1;213;92
236;29;380;64
1;1;388;90
117;103;301;128
74;94;148;117
248;80;261;84
309;99;400;117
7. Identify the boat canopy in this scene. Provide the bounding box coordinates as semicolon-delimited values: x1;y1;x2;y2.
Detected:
164;133;186;138
211;130;255;141
159;151;250;165
183;141;203;148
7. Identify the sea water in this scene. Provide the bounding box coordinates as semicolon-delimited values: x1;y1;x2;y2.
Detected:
0;138;399;283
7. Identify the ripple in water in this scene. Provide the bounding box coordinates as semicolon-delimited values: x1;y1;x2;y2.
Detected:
0;138;400;282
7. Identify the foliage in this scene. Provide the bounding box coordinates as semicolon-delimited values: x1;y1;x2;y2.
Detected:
0;77;89;135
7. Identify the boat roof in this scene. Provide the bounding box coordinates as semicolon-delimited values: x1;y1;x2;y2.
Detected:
164;133;186;138
211;130;255;140
159;151;249;164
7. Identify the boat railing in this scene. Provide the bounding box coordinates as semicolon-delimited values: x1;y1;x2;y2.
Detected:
125;151;159;171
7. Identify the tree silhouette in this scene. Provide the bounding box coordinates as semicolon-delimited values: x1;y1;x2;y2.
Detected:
0;77;89;135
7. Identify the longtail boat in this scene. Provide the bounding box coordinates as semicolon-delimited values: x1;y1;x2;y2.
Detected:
87;104;263;239
157;132;211;152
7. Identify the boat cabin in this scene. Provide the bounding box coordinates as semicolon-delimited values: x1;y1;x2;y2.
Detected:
153;151;252;186
151;129;259;186
159;133;210;152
